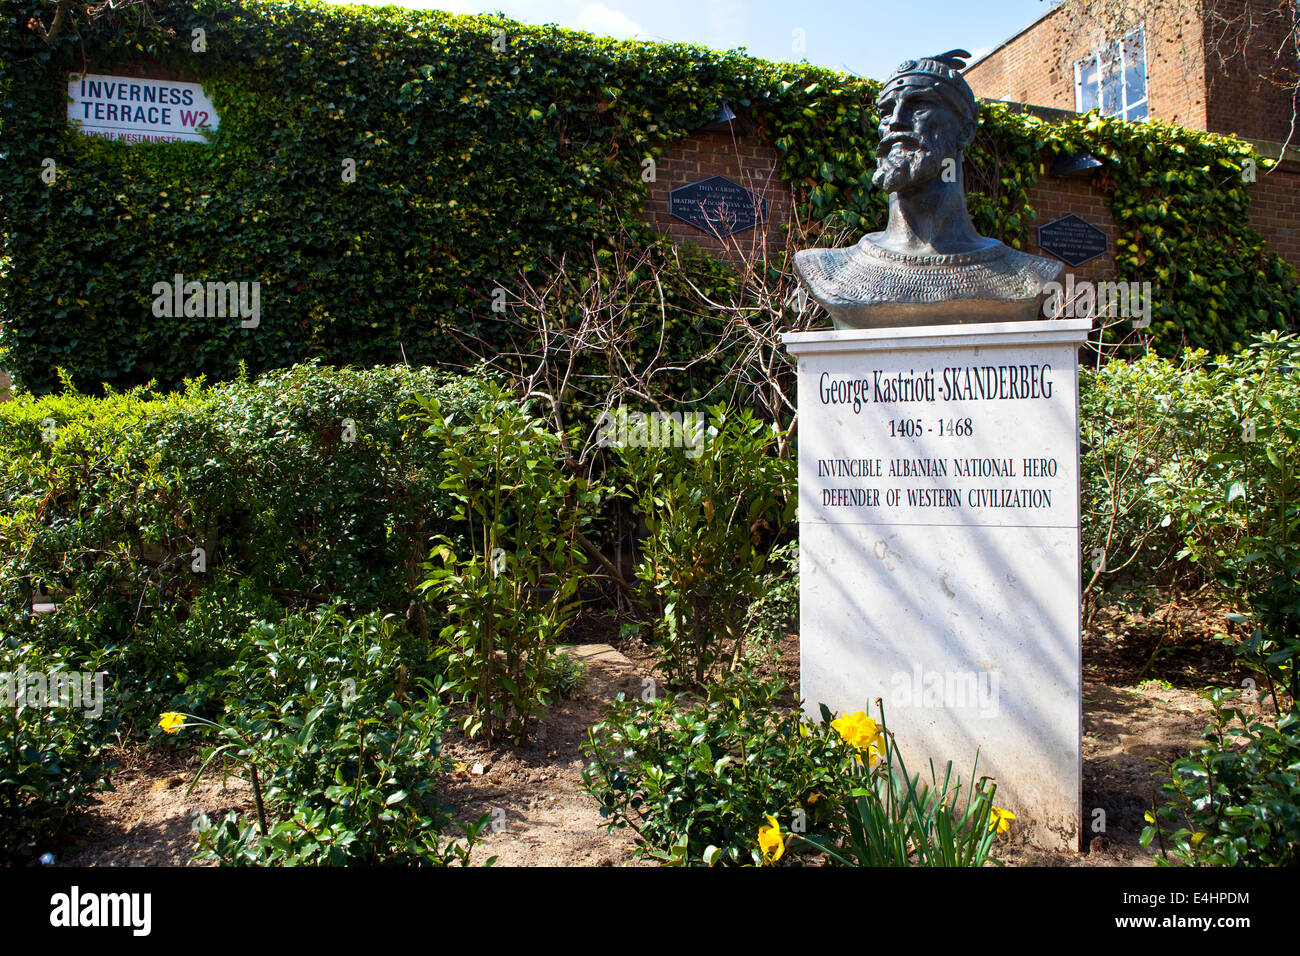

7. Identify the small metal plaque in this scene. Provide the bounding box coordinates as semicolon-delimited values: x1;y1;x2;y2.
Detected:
1036;214;1108;267
668;175;768;238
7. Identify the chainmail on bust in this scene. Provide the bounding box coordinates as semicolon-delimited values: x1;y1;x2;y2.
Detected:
795;235;1063;307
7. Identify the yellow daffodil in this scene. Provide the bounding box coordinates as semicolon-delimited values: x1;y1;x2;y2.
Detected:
158;712;185;735
758;814;785;864
989;807;1016;834
830;711;886;766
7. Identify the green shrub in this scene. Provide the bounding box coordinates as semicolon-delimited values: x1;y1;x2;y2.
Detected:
1080;333;1300;702
178;607;485;865
414;383;600;745
1104;333;1300;866
17;576;288;737
0;363;496;738
617;407;795;687
582;669;850;866
213;603;430;715
1142;691;1300;866
196;363;493;622
0;362;491;623
544;650;589;700
741;538;799;659
1148;334;1300;705
191;691;482;866
1079;352;1198;599
0;640;117;862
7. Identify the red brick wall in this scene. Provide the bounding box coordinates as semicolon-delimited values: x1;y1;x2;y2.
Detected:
644;128;794;262
1023;176;1120;286
1203;0;1300;143
963;4;1079;112
1247;160;1300;268
986;166;1300;278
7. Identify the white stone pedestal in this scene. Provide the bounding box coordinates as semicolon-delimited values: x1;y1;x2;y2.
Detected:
782;318;1092;850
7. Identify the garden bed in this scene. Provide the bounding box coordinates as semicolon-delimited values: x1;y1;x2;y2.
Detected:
45;617;1229;867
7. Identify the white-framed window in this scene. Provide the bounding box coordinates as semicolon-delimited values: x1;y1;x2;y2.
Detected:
1074;26;1148;121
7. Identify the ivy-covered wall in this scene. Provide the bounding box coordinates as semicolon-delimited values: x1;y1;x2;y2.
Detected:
1;0;1295;395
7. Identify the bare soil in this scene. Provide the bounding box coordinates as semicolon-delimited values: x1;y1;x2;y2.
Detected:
440;644;650;866
42;592;1241;867
1003;680;1213;866
54;746;251;866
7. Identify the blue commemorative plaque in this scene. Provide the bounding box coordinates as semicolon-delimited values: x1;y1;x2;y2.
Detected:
668;175;768;238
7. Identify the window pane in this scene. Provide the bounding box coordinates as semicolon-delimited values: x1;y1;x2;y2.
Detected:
1123;29;1147;105
1100;57;1122;115
1077;57;1100;111
1126;100;1148;122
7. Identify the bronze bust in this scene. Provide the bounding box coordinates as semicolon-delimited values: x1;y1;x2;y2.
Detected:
794;50;1063;328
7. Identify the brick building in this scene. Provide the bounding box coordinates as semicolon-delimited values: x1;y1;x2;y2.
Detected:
962;0;1300;268
965;0;1298;144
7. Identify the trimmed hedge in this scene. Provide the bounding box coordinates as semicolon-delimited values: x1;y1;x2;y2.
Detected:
0;362;495;728
1;0;1296;394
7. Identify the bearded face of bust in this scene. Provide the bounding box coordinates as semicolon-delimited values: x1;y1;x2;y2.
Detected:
871;83;971;195
791;50;1064;329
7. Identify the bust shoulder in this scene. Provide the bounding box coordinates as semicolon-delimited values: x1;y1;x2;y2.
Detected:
793;234;1064;329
